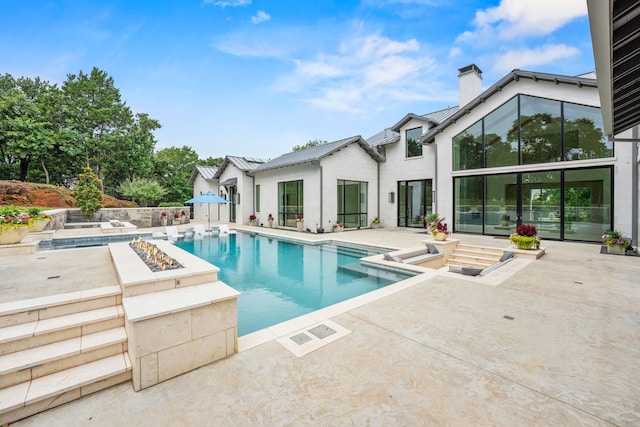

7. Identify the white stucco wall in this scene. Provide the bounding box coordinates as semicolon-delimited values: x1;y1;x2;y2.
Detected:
217;164;255;225
190;175;219;224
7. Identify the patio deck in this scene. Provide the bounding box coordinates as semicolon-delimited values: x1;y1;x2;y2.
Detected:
3;224;639;426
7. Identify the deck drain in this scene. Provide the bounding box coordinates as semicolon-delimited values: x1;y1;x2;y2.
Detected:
290;333;313;345
308;324;337;339
503;315;515;320
574;281;583;284
47;275;61;280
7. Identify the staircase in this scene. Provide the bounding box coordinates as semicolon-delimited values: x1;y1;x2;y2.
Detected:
0;285;131;425
445;244;504;269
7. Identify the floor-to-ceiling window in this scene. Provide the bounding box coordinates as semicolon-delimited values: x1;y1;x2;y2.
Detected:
278;180;303;227
337;180;368;228
452;94;614;242
398;180;432;228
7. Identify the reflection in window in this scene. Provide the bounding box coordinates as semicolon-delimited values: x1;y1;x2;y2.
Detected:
454;176;483;233
453;120;482;170
485;97;518;168
564;103;612;160
278;180;303;227
337;180;368;228
406;127;422;158
520;96;562;164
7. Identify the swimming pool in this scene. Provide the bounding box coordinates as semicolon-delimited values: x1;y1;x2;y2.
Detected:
175;233;415;336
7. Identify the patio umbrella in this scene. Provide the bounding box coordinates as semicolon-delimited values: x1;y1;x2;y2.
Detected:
185;192;230;231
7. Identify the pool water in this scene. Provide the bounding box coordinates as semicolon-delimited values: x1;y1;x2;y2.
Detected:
175;233;414;336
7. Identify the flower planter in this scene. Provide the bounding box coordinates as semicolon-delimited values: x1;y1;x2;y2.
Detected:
268;220;274;228
0;226;30;245
434;232;449;241
607;244;626;255
334;227;344;233
296;222;304;232
31;219;50;232
512;240;537;250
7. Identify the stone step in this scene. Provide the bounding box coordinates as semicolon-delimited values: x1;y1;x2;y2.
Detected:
0;285;122;328
446;256;495;269
0;305;124;356
0;353;132;425
0;327;127;388
455;244;504;255
448;251;502;263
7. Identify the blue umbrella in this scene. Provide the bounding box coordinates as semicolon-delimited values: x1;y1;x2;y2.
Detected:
185;192;230;231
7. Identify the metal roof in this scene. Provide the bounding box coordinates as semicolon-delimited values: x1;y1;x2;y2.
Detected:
588;0;640;137
214;156;267;178
187;165;218;185
420;69;598;143
254;136;384;173
366;128;400;146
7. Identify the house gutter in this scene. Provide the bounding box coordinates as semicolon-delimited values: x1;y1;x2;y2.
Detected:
632;126;639;248
318;162;324;231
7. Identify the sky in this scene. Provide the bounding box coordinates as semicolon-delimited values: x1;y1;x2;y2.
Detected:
1;0;594;160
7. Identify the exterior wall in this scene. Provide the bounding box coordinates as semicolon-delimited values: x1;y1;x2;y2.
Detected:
253;143;379;232
191;175;220;224
378;118;436;227
432;79;634;238
320;143;380;230
217;165;255;225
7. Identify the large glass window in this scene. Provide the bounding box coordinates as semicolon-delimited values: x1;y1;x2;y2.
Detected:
278;180;303;227
522;171;562;240
485;97;518;168
454;176;483;233
520;96;562;164
485;174;517;236
452;95;613;169
564;103;612;160
453;120;482;171
397;180;432;227
564;167;612;241
337;180;368;228
406;127;422;158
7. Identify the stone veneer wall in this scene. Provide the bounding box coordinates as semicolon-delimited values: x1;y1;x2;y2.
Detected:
44;207;191;229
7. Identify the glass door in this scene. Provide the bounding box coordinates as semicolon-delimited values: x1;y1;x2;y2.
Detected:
398;180;432;228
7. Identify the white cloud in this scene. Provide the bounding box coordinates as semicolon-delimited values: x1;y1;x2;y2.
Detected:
205;0;251;7
251;10;270;24
490;44;582;74
458;0;587;43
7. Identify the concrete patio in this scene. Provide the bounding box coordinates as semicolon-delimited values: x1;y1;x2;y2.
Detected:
2;225;639;426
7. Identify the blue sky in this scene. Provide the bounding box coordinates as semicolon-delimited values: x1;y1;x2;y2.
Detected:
1;0;593;160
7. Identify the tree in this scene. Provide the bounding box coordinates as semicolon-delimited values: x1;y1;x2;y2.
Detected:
74;167;103;220
200;156;224;167
292;139;327;152
154;146;200;203
61;67;134;190
118;177;167;207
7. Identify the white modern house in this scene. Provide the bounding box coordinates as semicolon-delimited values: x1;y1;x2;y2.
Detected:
190;63;638;244
213;156;266;224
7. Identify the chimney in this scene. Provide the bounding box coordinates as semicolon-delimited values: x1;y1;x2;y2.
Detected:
458;64;482;107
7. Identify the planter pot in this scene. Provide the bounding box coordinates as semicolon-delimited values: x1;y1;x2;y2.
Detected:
268;220;274;228
335;227;344;232
607;244;626;255
173;220;180;225
371;223;382;229
161;218;167;226
0;226;30;245
296;222;304;232
249;220;257;226
434;232;449;241
31;219;50;232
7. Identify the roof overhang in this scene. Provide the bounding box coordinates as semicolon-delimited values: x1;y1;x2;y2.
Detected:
588;0;640;137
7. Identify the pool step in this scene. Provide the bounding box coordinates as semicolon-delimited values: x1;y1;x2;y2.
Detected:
446;245;503;269
0;287;131;425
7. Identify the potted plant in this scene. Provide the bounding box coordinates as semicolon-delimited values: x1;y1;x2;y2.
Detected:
295;214;304;232
249;214;257;226
173;212;180;225
601;230;630;255
509;224;541;250
425;213;444;231
180;210;187;224
0;205;33;245
431;220;451;241
371;217;381;229
160;211;168;226
334;221;345;232
27;207;51;232
267;214;274;228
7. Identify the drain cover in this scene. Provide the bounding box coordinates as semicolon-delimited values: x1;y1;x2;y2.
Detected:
308;324;337;339
290;333;312;345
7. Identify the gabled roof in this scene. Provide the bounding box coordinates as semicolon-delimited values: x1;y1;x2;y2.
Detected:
254;136;384;173
390;113;439;132
420;69;598;143
187;165;218;185
214;156;267;179
366;128;400;146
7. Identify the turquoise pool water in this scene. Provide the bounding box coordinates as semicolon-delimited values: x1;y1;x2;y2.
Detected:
175;233;415;336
